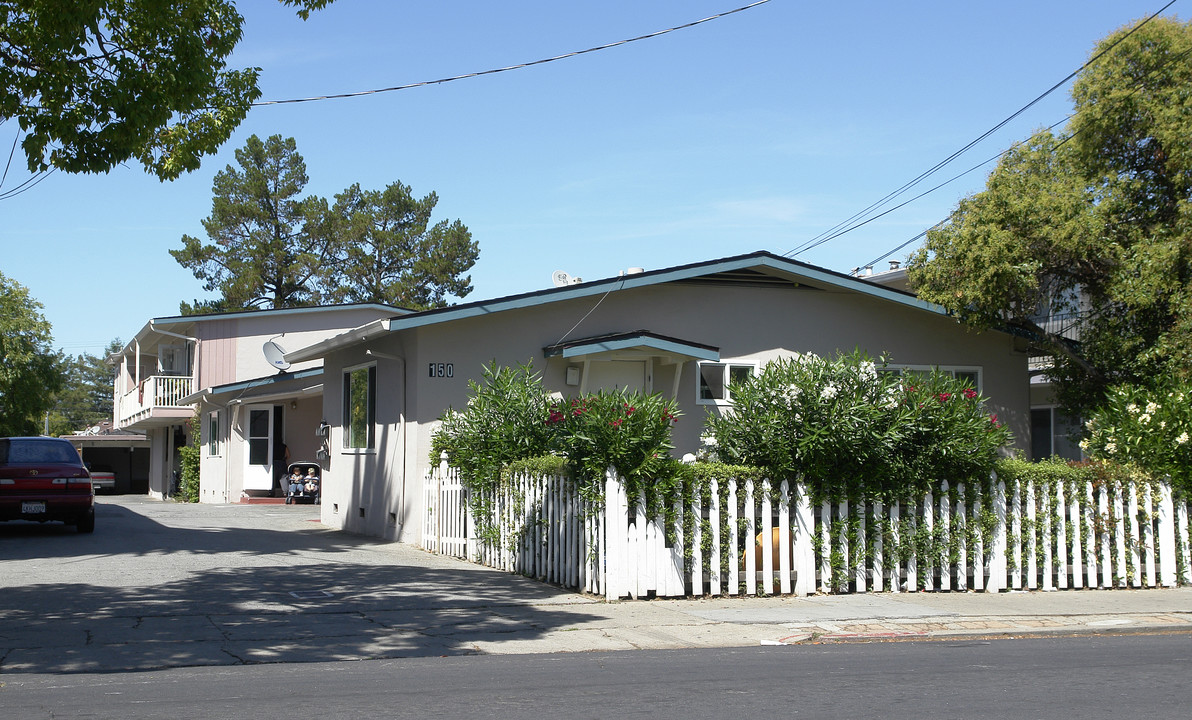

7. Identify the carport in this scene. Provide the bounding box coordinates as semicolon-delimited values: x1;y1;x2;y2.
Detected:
64;430;150;494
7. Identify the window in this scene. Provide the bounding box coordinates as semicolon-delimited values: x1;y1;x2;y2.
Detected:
697;361;755;405
883;365;982;393
207;411;221;456
343;364;377;450
1031;407;1083;461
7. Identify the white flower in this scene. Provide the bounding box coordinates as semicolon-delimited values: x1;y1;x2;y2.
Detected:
785;383;801;401
1079;439;1090;450
1105;441;1117;454
1160;421;1167;429
1146;401;1160;414
1139;413;1151;425
1178;432;1189;446
1127;403;1139;415
821;383;838;400
701;435;718;447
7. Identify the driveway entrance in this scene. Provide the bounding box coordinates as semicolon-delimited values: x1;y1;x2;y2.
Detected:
0;496;600;673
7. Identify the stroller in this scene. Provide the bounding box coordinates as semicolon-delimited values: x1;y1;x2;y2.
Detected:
284;462;322;504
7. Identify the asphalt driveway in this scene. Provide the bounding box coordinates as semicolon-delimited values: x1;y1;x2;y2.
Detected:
0;495;605;673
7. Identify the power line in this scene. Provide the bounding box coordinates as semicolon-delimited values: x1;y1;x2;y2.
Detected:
251;1;773;107
785;0;1179;260
859;14;1192;273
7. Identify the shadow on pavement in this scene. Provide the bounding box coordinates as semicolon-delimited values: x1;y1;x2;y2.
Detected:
0;498;603;674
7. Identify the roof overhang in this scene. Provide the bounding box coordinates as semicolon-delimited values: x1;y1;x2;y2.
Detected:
543;330;719;363
179;367;324;406
283;318;392;364
281;251;959;362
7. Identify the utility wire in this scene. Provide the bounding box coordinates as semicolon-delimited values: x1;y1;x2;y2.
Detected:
0;168;53;200
785;0;1179;260
860;32;1192;273
252;1;772;107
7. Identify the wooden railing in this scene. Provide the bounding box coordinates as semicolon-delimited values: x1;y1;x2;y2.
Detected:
116;375;195;425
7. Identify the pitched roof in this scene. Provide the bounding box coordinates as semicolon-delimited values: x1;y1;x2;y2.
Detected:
285;251;948;363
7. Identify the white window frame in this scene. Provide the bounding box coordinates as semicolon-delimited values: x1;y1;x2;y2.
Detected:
696;360;758;406
883;364;982;394
207;410;222;457
342;362;377;453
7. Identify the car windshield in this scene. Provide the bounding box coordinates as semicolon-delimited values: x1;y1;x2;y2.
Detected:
0;439;83;465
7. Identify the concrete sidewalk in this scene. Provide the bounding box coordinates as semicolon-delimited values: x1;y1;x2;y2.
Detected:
1;496;1189;674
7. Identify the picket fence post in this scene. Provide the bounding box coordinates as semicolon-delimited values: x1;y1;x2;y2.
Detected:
794;481;815;596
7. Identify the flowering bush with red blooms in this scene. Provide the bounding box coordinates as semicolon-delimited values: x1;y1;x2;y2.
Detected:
431;361;681;499
705;350;1012;503
546;391;681;491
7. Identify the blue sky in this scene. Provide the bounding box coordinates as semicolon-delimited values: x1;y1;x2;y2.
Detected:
2;0;1177;357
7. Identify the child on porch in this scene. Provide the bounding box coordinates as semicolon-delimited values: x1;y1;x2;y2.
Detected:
304;467;320;494
286;468;304;503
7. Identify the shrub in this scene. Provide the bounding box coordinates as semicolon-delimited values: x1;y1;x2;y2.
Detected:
430;361;682;503
1082;380;1192;495
704;350;1011;503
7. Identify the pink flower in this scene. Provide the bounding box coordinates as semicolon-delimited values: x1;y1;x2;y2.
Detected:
963;389;978;400
937;393;952;403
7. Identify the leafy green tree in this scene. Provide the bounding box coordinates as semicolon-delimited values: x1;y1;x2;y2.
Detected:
46;339;122;435
0;272;65;436
908;17;1192;414
0;0;331;180
171;134;332;309
324;182;479;309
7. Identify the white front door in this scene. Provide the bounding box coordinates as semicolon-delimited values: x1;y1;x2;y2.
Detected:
243;405;274;491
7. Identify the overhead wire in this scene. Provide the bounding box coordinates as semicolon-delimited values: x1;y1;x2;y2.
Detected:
785;0;1180;260
251;0;773;107
860;30;1192;273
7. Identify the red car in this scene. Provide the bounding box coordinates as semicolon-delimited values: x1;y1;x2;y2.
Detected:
0;436;95;533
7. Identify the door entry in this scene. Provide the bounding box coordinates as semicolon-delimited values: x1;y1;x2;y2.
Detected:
243;405;274;491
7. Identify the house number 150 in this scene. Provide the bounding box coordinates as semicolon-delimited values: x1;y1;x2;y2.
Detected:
429;362;453;378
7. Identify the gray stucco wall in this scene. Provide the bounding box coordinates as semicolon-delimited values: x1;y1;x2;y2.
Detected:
317;281;1029;544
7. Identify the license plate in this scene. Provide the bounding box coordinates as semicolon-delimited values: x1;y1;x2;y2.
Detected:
22;501;46;514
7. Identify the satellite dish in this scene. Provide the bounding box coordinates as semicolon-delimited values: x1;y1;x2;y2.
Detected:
551;270;572;288
263;340;290;371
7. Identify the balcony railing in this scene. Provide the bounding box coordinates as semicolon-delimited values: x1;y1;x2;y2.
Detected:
116;375;195;427
1028;313;1085;367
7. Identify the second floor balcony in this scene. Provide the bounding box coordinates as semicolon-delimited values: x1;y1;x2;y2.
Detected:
115;374;196;429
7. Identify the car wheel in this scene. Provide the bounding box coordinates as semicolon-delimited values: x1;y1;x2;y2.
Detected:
76;509;95;534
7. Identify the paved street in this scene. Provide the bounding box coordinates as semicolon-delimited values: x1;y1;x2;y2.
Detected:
1;495;1190;674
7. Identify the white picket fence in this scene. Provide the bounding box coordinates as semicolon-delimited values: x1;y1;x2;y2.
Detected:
422;460;1192;600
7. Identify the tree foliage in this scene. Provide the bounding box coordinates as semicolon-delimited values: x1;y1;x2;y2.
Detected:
46;339;122;436
0;1;332;181
0;272;65;436
171;134;331;309
907;17;1192;414
325;182;479;309
172;134;478;312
